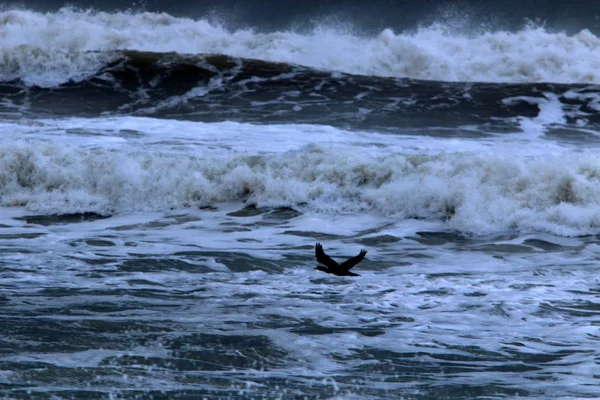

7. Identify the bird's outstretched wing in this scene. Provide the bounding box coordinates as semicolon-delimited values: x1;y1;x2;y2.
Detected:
340;249;367;270
315;243;339;270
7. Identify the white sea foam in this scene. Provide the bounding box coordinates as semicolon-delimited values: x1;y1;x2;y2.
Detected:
2;117;600;237
1;8;600;86
503;93;568;138
1;198;598;396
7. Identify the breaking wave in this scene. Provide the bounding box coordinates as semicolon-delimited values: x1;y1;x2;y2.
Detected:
3;138;600;236
2;8;600;86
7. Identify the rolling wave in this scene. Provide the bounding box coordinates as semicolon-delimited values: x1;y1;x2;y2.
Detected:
3;138;600;236
1;7;600;86
2;50;600;133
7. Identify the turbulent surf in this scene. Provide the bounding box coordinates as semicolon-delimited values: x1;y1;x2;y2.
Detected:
1;2;600;399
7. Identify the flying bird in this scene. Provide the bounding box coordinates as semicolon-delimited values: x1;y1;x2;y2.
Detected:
314;242;367;277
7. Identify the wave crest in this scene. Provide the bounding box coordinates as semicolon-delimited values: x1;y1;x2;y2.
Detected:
2;8;600;86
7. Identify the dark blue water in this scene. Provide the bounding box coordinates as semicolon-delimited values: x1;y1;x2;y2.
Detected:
3;0;600;35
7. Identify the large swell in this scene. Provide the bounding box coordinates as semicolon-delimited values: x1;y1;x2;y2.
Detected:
2;8;600;87
4;50;600;133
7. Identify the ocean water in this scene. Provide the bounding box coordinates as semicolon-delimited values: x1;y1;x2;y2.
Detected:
1;2;600;399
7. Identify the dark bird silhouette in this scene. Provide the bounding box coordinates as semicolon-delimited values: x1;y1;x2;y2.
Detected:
314;242;367;276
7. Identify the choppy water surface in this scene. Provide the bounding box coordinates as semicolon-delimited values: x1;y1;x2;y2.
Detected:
1;205;600;399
